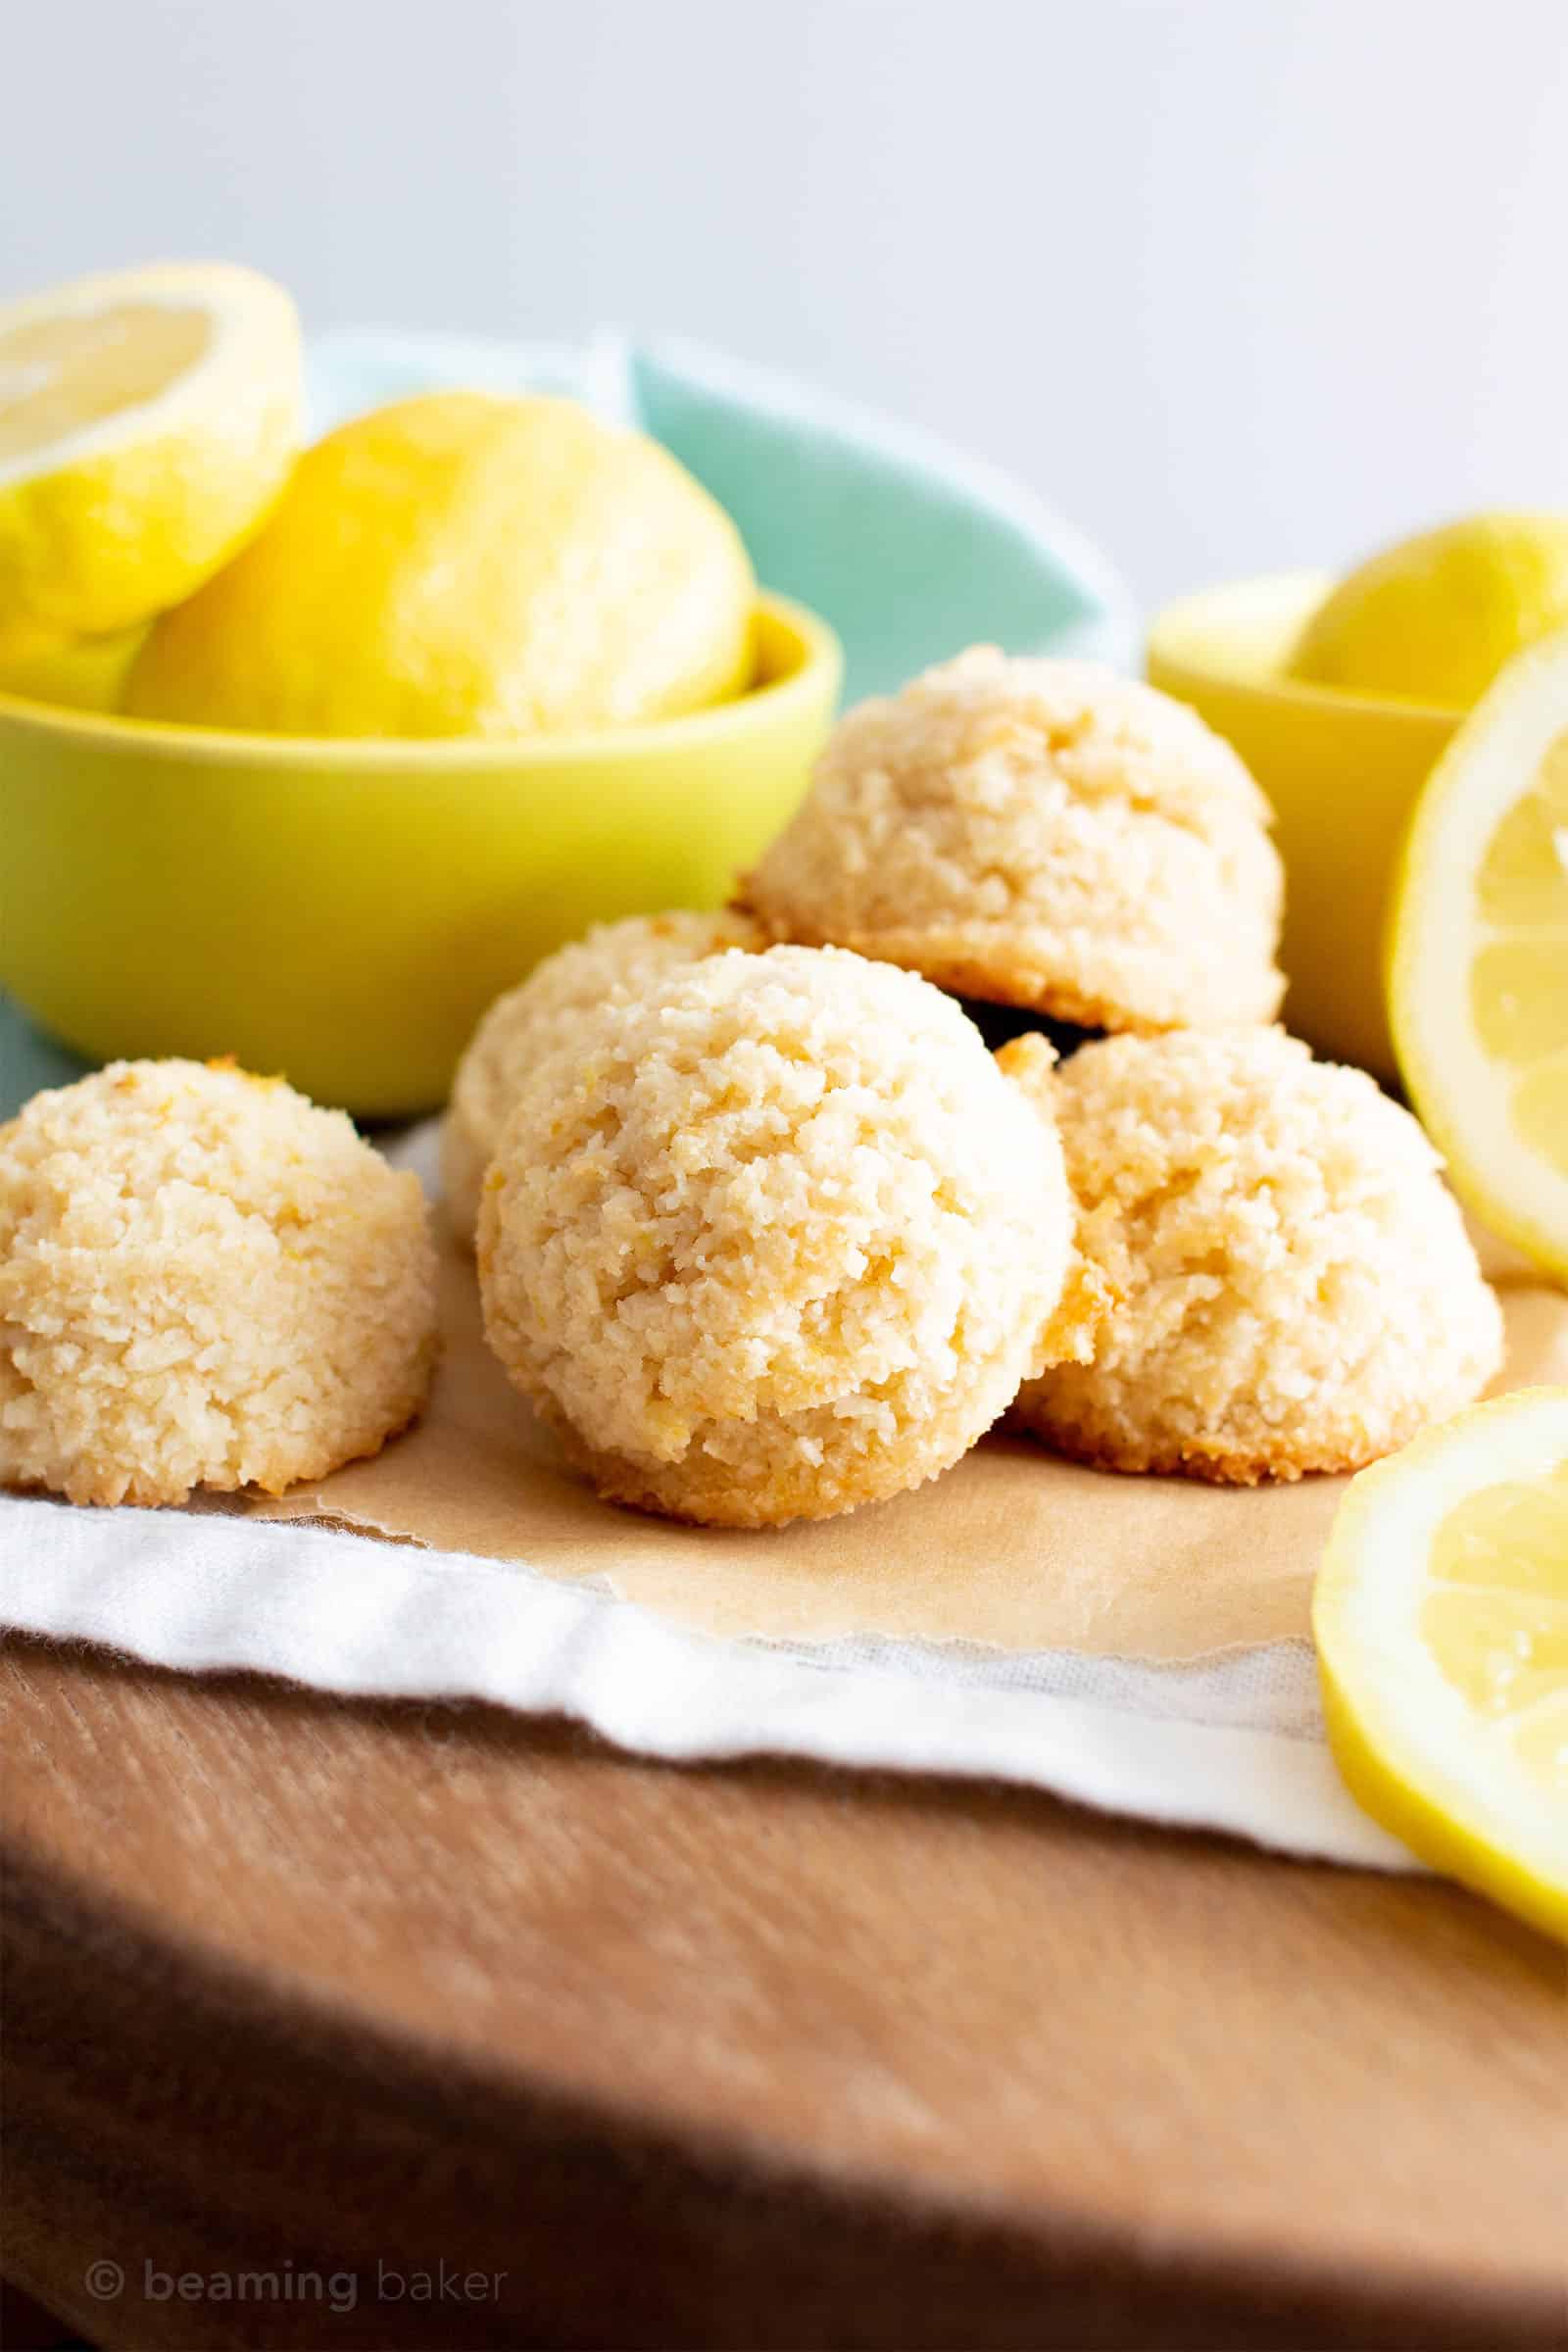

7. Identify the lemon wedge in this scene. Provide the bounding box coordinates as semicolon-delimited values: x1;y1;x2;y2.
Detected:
1289;514;1568;710
1314;1388;1568;1941
123;390;756;740
0;261;302;641
1389;629;1568;1282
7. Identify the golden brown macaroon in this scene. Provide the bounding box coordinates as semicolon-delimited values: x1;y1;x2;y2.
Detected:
999;1028;1503;1484
478;945;1087;1527
0;1058;439;1506
441;908;763;1244
740;646;1285;1031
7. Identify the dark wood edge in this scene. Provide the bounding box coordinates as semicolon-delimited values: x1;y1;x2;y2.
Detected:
4;1692;1561;2352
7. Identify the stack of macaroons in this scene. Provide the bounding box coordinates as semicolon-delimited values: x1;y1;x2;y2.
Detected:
3;650;1498;1523
456;647;1501;1525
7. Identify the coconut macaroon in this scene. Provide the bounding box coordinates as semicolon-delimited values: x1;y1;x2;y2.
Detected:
740;647;1285;1031
0;1059;439;1507
999;1028;1504;1484
442;908;763;1244
478;944;1084;1527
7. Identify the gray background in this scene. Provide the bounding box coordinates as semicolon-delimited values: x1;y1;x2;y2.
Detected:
7;0;1568;605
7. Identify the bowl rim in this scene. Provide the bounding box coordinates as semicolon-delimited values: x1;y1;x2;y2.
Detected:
0;590;842;769
1148;569;1467;725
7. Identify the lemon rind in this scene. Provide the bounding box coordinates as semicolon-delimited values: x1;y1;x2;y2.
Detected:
1313;1387;1568;1942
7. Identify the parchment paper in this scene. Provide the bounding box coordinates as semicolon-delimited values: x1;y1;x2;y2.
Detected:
256;1228;1566;1664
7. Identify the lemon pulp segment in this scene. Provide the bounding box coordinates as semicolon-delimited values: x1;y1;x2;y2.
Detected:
1472;728;1568;1167
0;304;212;464
1426;1470;1568;1732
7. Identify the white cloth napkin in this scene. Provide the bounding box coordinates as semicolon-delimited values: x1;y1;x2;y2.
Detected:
0;1491;1407;1870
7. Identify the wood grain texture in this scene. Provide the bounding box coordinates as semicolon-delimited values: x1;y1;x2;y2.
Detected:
2;1633;1563;2351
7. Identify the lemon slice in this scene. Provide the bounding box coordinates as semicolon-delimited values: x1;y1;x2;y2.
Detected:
1314;1388;1568;1941
1389;629;1568;1281
0;261;302;641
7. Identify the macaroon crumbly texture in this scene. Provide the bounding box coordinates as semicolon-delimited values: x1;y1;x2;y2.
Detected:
0;1058;439;1507
739;647;1286;1031
999;1028;1504;1483
478;944;1087;1527
442;908;763;1245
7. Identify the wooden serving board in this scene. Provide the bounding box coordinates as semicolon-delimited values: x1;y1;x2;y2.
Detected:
2;1633;1562;2351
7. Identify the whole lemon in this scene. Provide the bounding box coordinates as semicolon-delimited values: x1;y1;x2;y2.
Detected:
123;392;757;738
1288;512;1568;710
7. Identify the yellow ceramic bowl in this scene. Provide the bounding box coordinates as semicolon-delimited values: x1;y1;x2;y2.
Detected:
1148;572;1461;1078
0;594;841;1117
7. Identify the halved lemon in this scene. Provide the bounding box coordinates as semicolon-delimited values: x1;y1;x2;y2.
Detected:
1389;629;1568;1282
0;261;303;642
1314;1388;1568;1942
